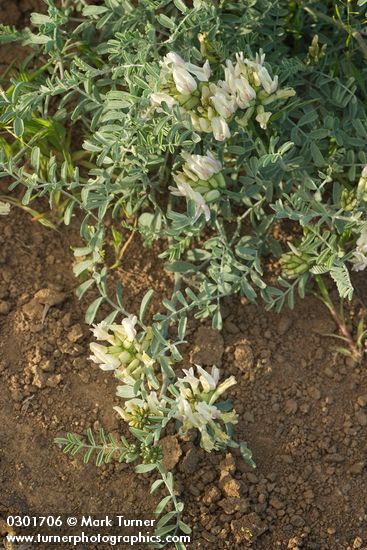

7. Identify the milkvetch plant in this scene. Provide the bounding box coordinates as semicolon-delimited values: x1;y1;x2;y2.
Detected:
1;0;367;546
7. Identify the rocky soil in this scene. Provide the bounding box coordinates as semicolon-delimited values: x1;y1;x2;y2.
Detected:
0;204;367;550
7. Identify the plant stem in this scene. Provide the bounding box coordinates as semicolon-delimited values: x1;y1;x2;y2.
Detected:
314;275;360;361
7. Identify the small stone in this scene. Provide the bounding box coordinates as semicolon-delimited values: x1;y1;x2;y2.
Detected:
22;299;43;319
243;411;255;423
353;537;363;549
234;342;254;371
348;462;365;475
46;374;62;388
180;447;199;474
278;317;293;335
218;497;249;515
220;475;242;498
325;453;345;463
290;515;304;528
287;536;302;549
30;365;46;389
40;360;54;372
303;489;314;500
247;472;259;483
308;387;321;400
160;435;182;471
231;512;267;543
356;411;367;427
0;300;10;314
189;484;200;497
224;319;239;334
203;486;221;505
357;395;367;408
219;453;236;476
269;497;284;510
201;531;216;543
285;399;298;415
34;288;67;306
67;324;84;343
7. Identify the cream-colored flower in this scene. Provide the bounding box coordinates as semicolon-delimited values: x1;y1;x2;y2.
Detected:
172;66;197;94
181;151;222;181
211;89;237;119
196;364;220;392
211;117;231;141
121;314;138;341
89;342;120;371
171;175;211;222
91;321;115;344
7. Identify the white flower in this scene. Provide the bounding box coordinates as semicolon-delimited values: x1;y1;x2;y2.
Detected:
235;76;256;107
176;395;201;428
91;321;115;344
0;201;10;215
172;66;197;94
211;117;231;141
163;52;211;82
180;367;200;392
211;90;237;119
362;165;367;178
146;391;164;414
89;342;120;371
352;231;367;271
196;401;221;422
121;314;138;341
352;251;367;272
257;66;278;94
196;364;220;392
171;175;211;222
223;61;256;108
150;92;176;109
163;52;186;68
357;232;367;254
185;59;211;82
181;151;222;181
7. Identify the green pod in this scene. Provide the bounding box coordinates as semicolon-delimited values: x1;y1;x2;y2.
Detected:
208;177;219;189
212;172;226;189
205;189;221;202
123;339;133;350
127;358;140;371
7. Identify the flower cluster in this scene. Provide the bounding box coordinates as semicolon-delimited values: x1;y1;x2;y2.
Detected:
150;51;295;141
89;317;154;381
170;365;238;452
169;151;225;222
352;231;367;272
114;391;166;430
